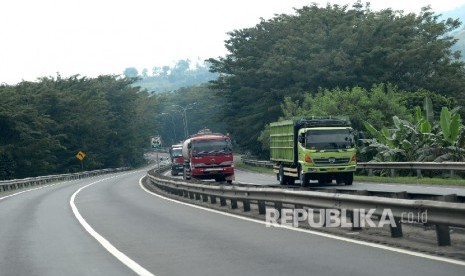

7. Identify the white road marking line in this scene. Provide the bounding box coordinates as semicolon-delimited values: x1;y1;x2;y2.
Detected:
140;177;465;267
0;184;57;201
71;174;155;276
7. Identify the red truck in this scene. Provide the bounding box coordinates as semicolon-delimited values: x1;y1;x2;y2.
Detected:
169;144;184;176
181;129;234;183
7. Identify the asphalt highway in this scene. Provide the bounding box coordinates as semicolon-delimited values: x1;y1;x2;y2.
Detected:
1;169;464;275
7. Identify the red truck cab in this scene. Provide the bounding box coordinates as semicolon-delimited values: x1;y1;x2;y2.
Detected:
182;129;234;183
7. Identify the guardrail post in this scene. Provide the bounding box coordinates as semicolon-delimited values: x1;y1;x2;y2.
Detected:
348;211;362;231
210;195;217;204
436;225;451;246
294;204;303;218
390;218;403;238
416;169;422;178
183;190;189;198
220;197;227;206
195;193;201;201
390;169;396;177
189;191;195;199
231;199;238;209
368;169;373;176
243;200;251;212
258;201;266;215
435;194;457;246
389;191;407;238
274;202;283;219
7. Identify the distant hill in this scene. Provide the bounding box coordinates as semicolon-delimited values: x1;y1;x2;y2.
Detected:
441;5;465;27
442;5;465;60
123;59;219;94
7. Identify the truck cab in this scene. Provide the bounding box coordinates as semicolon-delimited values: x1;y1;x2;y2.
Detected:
182;129;235;183
170;144;184;176
270;117;357;187
297;126;356;186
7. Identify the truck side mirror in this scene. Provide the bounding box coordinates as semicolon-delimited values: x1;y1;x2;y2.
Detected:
298;134;305;144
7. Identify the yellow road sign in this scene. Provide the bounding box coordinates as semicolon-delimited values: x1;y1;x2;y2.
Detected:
76;151;86;161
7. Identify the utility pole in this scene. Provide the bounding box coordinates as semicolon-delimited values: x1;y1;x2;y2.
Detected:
172;102;197;138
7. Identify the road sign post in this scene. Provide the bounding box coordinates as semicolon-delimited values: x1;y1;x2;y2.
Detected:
75;151;86;170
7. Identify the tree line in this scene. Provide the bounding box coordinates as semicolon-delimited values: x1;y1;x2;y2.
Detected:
124;59;219;93
0;75;159;179
207;2;465;156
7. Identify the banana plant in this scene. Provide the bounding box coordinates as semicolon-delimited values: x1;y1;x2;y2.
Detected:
439;107;461;146
360;97;464;163
414;106;432;134
363;121;395;148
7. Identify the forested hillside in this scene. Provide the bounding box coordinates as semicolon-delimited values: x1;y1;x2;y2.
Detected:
208;3;465;156
0;76;159;179
155;85;226;146
3;2;465;178
124;59;219;93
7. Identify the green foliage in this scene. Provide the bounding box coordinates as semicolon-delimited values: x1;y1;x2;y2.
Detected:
208;2;465;154
400;89;456;116
363;121;395;148
0;75;159;179
296;84;411;131
415;106;432;134
123;67;139;78
439;107;462;145
155;84;227;146
134;60;219;93
423;96;434;123
360;97;464;163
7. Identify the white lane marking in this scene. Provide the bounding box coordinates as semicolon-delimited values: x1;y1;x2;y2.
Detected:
0;184;57;201
0;175;112;201
70;174;156;276
140;177;465;267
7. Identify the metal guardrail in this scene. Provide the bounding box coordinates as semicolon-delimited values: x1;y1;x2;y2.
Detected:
146;168;465;246
241;159;275;167
241;158;465;176
0;168;129;193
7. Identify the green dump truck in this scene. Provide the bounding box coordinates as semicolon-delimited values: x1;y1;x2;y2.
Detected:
270;117;356;186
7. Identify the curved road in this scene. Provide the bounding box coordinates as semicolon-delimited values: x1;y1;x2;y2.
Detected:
1;169;464;275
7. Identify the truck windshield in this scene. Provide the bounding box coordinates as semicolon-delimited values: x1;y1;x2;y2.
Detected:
305;129;354;150
171;148;182;157
192;139;232;156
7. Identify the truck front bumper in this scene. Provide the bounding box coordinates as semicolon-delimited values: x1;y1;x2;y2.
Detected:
191;166;235;179
302;164;356;173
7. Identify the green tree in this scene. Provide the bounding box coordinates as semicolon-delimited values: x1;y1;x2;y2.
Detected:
289;84;411;131
155;84;227;146
123;67;139;78
360;97;464;163
0;75;160;179
208;2;465;155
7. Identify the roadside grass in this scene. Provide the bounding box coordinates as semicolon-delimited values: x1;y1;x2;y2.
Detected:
235;161;274;175
236;160;465;187
354;175;465;186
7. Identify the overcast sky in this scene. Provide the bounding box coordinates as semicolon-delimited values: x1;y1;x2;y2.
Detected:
1;0;464;84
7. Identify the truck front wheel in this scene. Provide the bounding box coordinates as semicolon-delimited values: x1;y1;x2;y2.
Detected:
278;165;286;185
344;172;353;186
300;172;309;187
